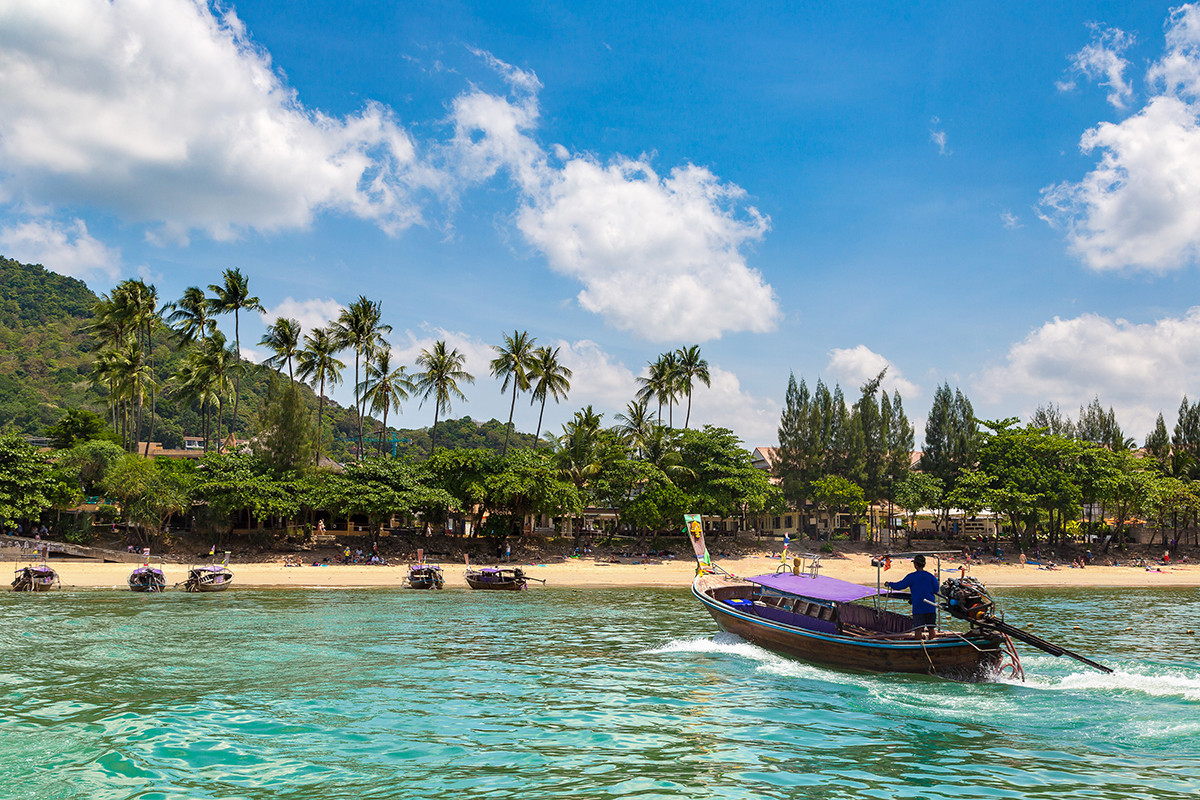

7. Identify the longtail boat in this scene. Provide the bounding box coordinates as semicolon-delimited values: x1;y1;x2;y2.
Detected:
693;562;1009;680
465;566;543;590
405;549;443;590
128;551;166;593
183;551;233;593
463;554;543;590
685;515;1110;681
11;563;58;592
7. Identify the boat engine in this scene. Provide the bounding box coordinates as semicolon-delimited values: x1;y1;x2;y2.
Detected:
940;576;995;622
939;576;1112;674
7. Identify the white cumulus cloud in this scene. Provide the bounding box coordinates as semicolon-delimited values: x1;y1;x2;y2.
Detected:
0;0;435;242
826;345;920;399
261;297;344;338
0;9;780;343
974;308;1200;438
683;364;780;446
449;54;780;342
1041;6;1200;271
0;217;120;280
549;339;639;413
516;157;777;341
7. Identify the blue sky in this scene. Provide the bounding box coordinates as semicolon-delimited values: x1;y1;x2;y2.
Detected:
3;0;1200;447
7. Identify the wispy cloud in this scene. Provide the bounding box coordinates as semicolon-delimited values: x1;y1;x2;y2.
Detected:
1065;23;1136;109
929;116;949;155
1000;211;1022;229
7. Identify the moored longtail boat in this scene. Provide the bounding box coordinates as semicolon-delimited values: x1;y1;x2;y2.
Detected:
462;553;543;590
11;563;58;592
184;551;233;593
465;567;541;590
128;550;166;592
685;514;1110;681
405;549;443;589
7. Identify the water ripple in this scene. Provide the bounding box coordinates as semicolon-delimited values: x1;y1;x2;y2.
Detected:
1;587;1198;799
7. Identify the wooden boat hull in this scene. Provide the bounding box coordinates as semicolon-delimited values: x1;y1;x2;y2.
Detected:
465;578;525;590
465;571;526;590
694;573;1003;681
193;580;230;593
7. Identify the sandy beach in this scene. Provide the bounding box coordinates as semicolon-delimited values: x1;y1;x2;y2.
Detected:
21;552;1200;590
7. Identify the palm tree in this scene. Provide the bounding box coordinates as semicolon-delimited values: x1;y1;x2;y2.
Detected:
360;348;415;457
552;406;606;496
88;346;125;444
674;345;711;429
166;286;215;346
89;290;135;446
334;296;392;459
641;424;693;483
127;281;161;456
112;336;155;453
170;351;223;452
636;353;678;426
297;326;345;466
259;317;301;382
89;280;161;452
615;399;654;457
414;340;474;456
207;267;263;433
490;330;538;455
193;331;235;450
527;345;573;442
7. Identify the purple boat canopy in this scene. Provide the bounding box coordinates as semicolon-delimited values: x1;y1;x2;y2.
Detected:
748;572;881;603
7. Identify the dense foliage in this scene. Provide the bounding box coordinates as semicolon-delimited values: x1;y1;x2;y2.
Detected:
774;370;913;531
0;258;766;545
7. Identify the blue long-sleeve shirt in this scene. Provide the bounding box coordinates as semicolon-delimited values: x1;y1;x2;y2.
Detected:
886;569;940;614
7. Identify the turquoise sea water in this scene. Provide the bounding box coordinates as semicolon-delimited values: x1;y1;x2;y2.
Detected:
2;586;1198;800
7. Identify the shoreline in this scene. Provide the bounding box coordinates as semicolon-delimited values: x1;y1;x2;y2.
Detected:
14;553;1200;590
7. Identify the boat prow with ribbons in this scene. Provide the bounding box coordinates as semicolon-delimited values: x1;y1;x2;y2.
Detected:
12;563;58;592
128;549;166;592
405;549;444;590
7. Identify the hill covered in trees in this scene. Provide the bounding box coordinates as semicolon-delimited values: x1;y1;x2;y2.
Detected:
0;256;98;434
0;255;537;456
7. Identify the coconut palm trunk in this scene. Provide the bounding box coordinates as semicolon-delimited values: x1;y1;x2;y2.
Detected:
316;378;326;466
535;394;549;441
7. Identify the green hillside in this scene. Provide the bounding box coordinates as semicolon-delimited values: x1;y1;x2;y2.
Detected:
0;256;98;433
0;255;540;456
